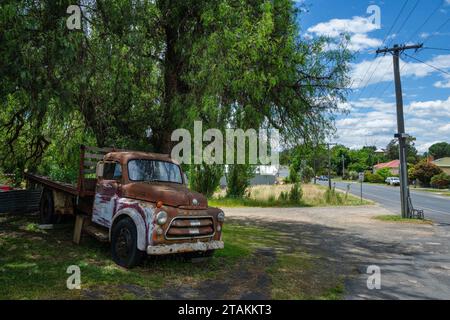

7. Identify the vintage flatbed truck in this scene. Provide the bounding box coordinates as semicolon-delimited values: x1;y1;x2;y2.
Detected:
25;145;224;268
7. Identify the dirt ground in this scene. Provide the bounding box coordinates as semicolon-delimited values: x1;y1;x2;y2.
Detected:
225;205;450;299
2;205;450;300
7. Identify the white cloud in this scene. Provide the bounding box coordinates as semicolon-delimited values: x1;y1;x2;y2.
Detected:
439;123;450;134
416;141;442;153
434;74;450;88
408;96;450;117
351;54;450;88
334;97;450;153
306;16;382;51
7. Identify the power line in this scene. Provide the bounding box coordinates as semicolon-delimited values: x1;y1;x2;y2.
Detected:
353;0;410;101
423;16;450;45
388;0;420;46
406;0;444;43
359;0;419;99
403;53;450;76
375;50;415;101
423;47;450;52
368;1;440;100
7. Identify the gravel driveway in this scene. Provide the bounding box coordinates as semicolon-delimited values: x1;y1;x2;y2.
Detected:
225;205;450;299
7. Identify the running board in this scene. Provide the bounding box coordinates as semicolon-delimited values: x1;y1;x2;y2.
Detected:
84;224;109;242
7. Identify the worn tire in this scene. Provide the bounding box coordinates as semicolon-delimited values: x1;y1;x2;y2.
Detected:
111;217;144;268
39;189;56;224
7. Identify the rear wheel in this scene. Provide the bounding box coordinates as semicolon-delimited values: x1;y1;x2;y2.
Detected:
111;217;144;268
39;189;56;224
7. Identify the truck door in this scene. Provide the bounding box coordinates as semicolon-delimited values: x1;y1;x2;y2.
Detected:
92;161;122;228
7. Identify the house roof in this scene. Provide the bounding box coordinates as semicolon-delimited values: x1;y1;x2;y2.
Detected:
374;160;400;169
432;157;450;168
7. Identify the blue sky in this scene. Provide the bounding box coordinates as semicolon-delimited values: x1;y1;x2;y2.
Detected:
296;0;450;153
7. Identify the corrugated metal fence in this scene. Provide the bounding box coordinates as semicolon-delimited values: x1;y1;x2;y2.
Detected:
0;190;41;214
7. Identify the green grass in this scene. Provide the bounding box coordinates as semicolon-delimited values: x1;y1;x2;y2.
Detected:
413;188;450;197
373;215;433;225
0;214;344;300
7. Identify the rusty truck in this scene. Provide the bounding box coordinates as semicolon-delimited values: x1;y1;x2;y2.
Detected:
25;145;224;268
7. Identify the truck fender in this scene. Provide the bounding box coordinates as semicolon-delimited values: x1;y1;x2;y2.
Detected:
110;209;147;251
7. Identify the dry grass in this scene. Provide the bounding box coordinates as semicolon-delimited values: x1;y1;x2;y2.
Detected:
211;184;371;208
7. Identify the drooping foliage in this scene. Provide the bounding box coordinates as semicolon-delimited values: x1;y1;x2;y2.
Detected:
1;0;352;190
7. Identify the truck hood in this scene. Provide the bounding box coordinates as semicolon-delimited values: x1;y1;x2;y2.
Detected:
121;182;208;209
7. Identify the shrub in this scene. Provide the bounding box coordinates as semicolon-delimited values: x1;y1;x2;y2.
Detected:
278;191;289;202
345;171;359;181
226;164;255;198
288;183;303;203
430;173;450;189
365;172;384;183
301;166;315;183
410;160;443;187
376;168;392;180
324;187;343;205
189;164;223;198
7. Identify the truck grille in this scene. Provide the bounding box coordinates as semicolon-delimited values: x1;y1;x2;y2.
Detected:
165;216;215;240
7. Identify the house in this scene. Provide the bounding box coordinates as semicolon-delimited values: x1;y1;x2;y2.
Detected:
373;160;400;175
432;157;450;175
219;165;289;187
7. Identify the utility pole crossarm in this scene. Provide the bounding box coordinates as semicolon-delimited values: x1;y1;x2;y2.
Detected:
376;43;423;55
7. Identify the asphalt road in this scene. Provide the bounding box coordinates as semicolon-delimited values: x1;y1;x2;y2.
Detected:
227;206;450;299
320;181;450;225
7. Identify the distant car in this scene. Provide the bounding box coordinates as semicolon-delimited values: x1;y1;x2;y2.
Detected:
318;175;329;181
385;177;400;186
0;185;12;192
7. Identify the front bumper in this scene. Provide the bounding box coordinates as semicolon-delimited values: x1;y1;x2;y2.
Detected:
146;240;224;255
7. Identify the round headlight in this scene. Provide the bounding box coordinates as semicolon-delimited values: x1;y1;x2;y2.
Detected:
217;211;225;222
156;211;168;225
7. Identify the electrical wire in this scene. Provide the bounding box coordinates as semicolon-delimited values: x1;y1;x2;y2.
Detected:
404;53;450;76
423;47;450;52
353;0;410;101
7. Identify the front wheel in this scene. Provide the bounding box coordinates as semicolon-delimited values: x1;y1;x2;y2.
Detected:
111;217;144;268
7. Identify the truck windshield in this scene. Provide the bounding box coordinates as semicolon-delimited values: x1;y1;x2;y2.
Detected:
128;160;183;184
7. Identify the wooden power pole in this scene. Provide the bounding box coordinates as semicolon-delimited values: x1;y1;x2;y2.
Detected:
376;43;423;218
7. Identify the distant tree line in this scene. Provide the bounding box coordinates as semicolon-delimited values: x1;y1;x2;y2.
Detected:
283;138;450;186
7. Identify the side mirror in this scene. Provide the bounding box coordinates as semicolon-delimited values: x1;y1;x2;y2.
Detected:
96;162;104;178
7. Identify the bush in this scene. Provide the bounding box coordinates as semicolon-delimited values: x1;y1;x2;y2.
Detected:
278;191;289;202
288;183;303;203
410;160;443;187
344;171;359;181
301;166;315;183
430;173;450;189
324;187;343;205
226;164;255;198
364;172;384;183
376;168;392;180
189;164;223;198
